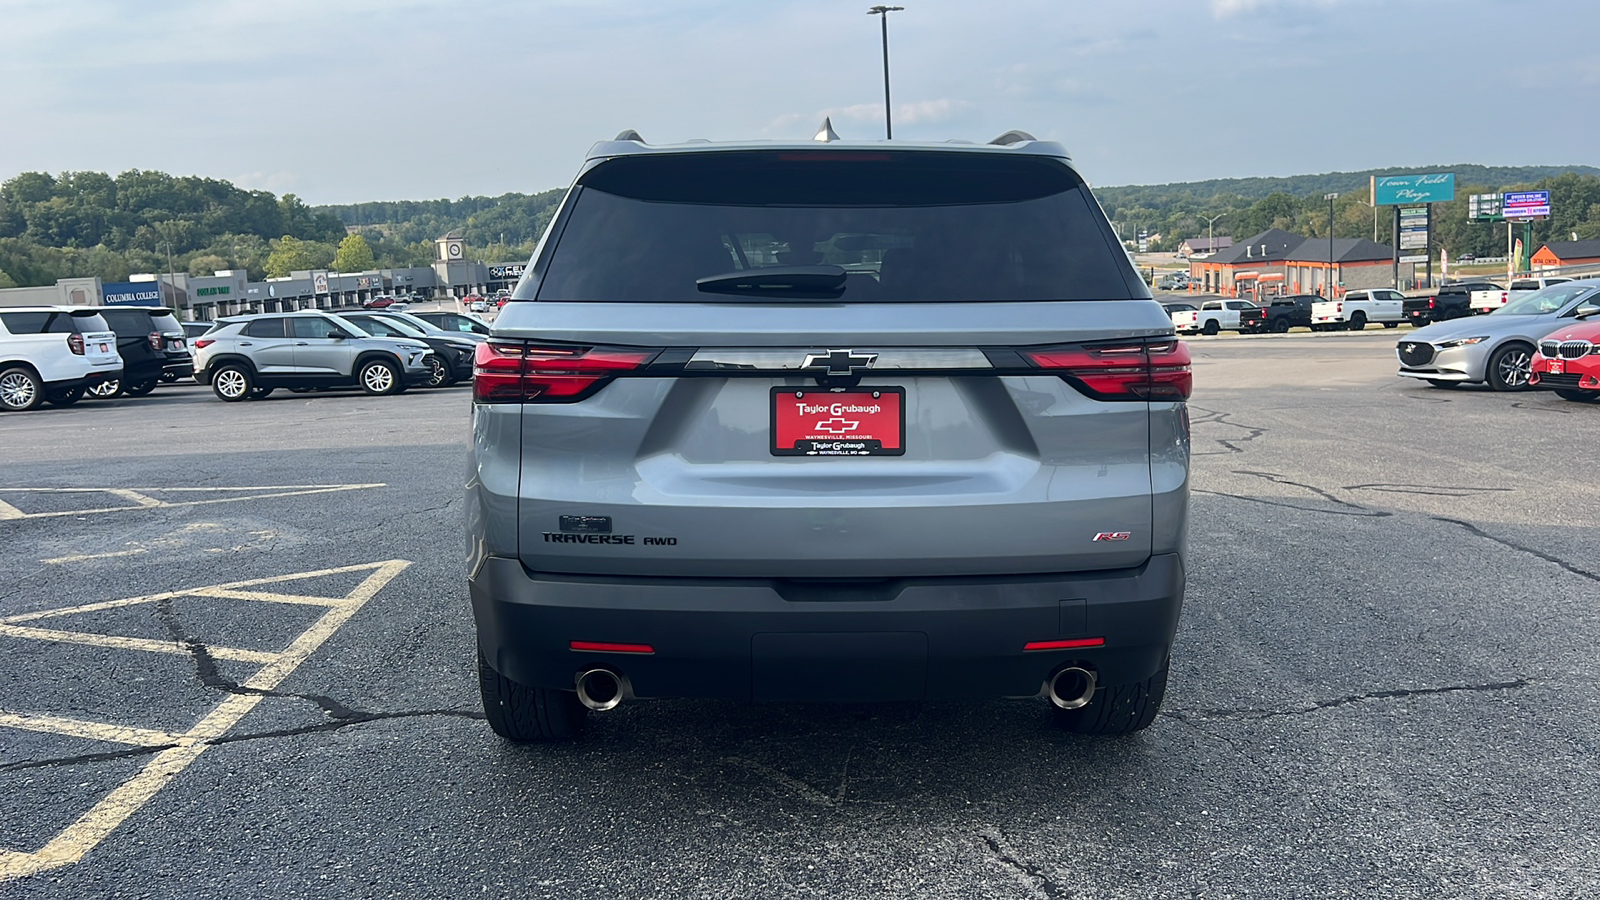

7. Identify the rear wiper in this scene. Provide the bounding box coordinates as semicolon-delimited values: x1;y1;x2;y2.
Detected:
695;266;847;298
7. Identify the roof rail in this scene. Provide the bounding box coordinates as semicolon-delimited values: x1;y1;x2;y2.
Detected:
614;129;645;142
814;117;840;143
988;130;1037;146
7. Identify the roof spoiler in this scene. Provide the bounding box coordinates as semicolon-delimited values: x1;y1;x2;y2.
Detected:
988;130;1037;146
614;129;644;142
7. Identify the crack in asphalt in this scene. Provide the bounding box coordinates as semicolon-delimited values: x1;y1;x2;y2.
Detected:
153;596;361;720
1195;470;1393;518
1344;483;1516;498
979;826;1065;900
1169;679;1530;721
1189;406;1268;456
1234;470;1376;512
1192;489;1391;518
0;709;485;773
1434;517;1600;583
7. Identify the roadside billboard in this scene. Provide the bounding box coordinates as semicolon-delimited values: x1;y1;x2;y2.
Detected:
1502;190;1551;219
101;281;165;306
1468;193;1504;221
1371;173;1456;205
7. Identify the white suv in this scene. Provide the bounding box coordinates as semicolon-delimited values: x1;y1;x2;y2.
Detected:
0;307;123;411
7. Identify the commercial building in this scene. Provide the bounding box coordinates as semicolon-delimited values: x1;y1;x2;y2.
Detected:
0;234;528;318
1189;228;1409;298
1531;240;1600;270
1176;236;1233;258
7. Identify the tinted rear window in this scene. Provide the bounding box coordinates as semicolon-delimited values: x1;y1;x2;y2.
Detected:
0;311;108;334
536;151;1135;303
101;309;152;335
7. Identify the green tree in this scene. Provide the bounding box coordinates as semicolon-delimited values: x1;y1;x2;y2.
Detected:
333;233;375;272
265;235;319;278
0;268;16;288
188;254;230;277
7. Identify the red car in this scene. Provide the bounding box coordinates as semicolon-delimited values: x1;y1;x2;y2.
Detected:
1530;315;1600;402
363;296;395;309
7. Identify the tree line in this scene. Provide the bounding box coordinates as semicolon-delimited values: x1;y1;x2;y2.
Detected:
5;164;1598;290
0;169;563;288
1096;165;1600;258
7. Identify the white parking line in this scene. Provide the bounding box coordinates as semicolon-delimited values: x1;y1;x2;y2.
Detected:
0;559;411;880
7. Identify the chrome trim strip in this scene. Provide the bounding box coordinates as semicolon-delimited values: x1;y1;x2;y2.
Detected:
685;348;993;370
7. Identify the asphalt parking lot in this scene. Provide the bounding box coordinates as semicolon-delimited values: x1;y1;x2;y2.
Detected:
3;335;1598;899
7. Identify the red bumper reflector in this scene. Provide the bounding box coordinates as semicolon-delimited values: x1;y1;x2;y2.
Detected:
1023;637;1106;651
570;641;655;654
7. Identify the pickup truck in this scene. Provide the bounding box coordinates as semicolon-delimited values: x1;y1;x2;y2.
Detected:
1403;281;1501;325
1243;294;1318;333
1311;289;1406;331
1171;299;1262;335
1506;277;1572;303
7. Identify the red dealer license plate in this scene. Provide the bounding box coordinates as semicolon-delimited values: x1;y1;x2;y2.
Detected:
772;387;905;456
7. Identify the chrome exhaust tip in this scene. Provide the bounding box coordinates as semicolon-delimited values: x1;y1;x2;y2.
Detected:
575;668;625;711
1047;666;1097;710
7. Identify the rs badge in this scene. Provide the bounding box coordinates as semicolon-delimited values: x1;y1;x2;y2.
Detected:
1092;532;1132;542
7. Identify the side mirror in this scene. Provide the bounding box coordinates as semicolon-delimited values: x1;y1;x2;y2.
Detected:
328;331;347;340
1576;306;1600;320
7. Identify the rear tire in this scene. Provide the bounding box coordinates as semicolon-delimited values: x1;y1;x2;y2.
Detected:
1201;320;1219;336
358;358;402;395
45;386;84;406
1272;319;1290;334
1052;659;1169;736
124;378;157;397
0;366;44;411
1554;389;1598;402
88;379;122;399
212;365;253;402
1347;313;1367;331
477;650;587;742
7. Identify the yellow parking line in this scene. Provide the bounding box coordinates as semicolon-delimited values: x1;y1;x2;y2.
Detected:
0;624;280;665
42;549;149;565
0;712;182;747
0;559;411;880
193;588;350;607
0;484;384;521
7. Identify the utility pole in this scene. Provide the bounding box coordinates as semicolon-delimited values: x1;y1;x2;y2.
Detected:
1324;193;1339;296
868;6;904;139
161;238;179;314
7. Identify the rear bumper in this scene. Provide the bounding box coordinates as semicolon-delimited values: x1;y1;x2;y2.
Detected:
469;553;1185;702
45;367;123;391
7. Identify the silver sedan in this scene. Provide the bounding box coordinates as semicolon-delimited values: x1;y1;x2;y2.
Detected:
1396;280;1600;390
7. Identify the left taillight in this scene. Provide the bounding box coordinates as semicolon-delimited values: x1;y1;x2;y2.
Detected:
1025;339;1193;401
67;334;85;355
147;331;162;351
473;340;657;403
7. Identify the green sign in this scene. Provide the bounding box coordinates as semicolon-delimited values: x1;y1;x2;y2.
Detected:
1371;173;1455;206
196;286;231;296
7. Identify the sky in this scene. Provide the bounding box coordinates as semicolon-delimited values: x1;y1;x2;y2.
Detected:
2;0;1597;205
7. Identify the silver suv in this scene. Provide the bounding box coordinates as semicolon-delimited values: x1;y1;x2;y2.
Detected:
193;311;432;401
468;131;1191;741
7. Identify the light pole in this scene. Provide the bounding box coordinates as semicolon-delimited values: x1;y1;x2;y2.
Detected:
868;6;904;139
1200;213;1225;254
1324;192;1339;296
160;239;178;312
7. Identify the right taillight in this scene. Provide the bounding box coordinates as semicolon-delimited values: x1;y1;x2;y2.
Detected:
194;338;215;349
473;341;658;403
68;333;85;355
1025;339;1192;401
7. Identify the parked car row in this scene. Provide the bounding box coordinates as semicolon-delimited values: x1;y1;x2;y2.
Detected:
1397;279;1600;399
192;309;490;401
0;305;191;411
0;305;499;412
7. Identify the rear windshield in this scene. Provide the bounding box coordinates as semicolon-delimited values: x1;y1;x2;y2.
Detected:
535;151;1136;303
0;310;109;334
101;308;153;335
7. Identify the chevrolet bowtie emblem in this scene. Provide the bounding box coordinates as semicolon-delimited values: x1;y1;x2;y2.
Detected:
802;349;878;375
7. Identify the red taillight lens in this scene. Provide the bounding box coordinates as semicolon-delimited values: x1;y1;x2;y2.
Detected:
194;338;215;349
147;331;161;351
473;341;657;403
1428;298;1436;308
68;333;85;355
1026;340;1192;401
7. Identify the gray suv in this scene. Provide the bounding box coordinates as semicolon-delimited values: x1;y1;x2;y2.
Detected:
468;131;1191;741
194;311;432;401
